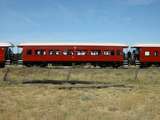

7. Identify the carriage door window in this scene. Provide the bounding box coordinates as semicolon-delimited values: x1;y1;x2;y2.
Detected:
154;51;158;56
145;51;150;56
26;49;32;55
116;50;121;56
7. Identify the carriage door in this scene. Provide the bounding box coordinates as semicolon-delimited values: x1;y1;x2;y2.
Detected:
135;48;140;60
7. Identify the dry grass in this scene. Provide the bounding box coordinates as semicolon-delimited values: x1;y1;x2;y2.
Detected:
0;66;160;120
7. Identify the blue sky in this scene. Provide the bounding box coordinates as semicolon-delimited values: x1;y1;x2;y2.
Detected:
0;0;160;45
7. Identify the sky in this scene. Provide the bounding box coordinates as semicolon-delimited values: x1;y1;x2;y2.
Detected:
0;0;160;45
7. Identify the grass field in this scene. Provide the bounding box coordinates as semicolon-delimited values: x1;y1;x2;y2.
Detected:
0;67;160;120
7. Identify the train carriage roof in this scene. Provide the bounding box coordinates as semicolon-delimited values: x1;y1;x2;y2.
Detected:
0;43;13;47
132;44;160;48
18;43;128;47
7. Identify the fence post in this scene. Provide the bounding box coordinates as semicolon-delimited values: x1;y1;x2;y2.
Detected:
3;68;10;81
134;68;139;80
66;69;72;81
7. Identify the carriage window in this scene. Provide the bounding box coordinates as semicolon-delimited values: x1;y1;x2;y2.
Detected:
104;51;111;56
145;51;150;56
26;49;32;55
154;51;158;56
111;50;115;56
103;50;114;56
90;50;101;56
49;50;61;55
116;50;121;56
49;50;54;55
35;49;46;56
76;50;86;56
63;50;73;56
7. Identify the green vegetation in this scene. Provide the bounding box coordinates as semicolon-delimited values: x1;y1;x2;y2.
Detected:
0;67;160;120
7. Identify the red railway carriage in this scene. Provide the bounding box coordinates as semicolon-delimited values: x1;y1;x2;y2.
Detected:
132;44;160;66
18;43;128;67
0;43;12;67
